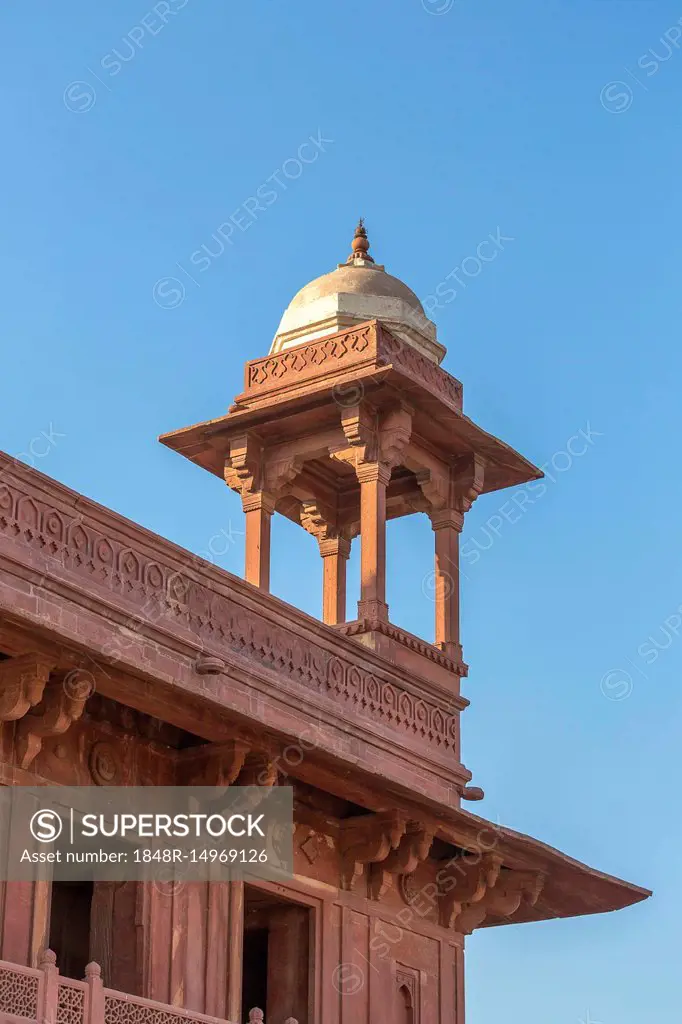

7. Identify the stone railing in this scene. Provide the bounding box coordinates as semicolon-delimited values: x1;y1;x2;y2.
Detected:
0;451;468;803
0;952;293;1024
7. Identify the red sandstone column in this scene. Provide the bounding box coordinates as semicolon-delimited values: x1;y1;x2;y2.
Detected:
319;537;350;625
357;463;390;622
431;508;463;661
242;493;275;591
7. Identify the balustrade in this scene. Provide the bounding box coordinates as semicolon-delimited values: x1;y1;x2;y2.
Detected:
0;954;296;1024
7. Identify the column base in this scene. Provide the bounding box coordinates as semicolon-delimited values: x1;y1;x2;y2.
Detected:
338;618;466;691
357;598;389;621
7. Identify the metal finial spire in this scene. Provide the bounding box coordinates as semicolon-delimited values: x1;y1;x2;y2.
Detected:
347;218;374;264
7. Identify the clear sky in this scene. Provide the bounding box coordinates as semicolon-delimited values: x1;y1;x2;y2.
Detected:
1;1;680;1020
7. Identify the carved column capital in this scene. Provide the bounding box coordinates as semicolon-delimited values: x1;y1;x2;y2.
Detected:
430;507;464;533
355;462;392;487
318;536;351;560
241;491;277;516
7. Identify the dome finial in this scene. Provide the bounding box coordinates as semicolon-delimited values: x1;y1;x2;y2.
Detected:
347;218;374;264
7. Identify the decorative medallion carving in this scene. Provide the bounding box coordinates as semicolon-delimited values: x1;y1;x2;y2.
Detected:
89;741;120;785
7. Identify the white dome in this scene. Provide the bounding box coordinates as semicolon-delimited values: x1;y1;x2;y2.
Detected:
270;224;445;365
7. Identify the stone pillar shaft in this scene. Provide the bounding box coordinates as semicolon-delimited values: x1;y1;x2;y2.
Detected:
319;537;351;626
431;509;463;659
243;493;275;591
357;464;391;621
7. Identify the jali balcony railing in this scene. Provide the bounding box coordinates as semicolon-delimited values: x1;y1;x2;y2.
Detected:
0;953;293;1024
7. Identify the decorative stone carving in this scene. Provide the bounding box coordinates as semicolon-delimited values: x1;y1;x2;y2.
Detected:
89;741;120;785
0;475;464;760
378;403;413;472
224;433;263;497
369;820;434;900
176;739;249;787
455;868;546;934
297;824;334;865
460;786;485;801
237;751;279;788
339;809;408;890
436;852;503;929
452;453;486;515
0;653;54;721
240;321;463;413
16;675;90;769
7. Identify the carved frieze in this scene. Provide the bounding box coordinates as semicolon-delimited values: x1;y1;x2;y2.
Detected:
240;321;464;413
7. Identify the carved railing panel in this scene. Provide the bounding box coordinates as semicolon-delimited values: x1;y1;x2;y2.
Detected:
0;957;236;1024
57;979;87;1024
0;962;40;1019
241;320;463;412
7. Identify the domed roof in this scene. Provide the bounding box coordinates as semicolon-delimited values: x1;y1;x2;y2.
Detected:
287;263;426;316
270;221;446;365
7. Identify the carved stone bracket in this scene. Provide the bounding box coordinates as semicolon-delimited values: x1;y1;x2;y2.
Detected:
437;852;503;929
0;653;55;722
378;403;413;472
224;433;264;497
299;499;340;543
15;675;90;769
339;809;408;890
452;453;486;515
176;738;250;787
455;868;545;934
237;751;279;787
369;820;434;900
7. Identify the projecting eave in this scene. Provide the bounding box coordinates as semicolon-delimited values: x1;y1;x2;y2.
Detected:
160;320;543;498
439;807;651;928
159;406;543;498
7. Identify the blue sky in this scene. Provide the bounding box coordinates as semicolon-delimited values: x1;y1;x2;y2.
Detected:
2;0;680;1020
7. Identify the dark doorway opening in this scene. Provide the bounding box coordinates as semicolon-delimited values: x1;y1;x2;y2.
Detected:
48;880;93;980
242;926;269;1018
242;885;311;1024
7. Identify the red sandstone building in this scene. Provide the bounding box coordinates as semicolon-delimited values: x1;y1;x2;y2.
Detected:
0;224;648;1024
